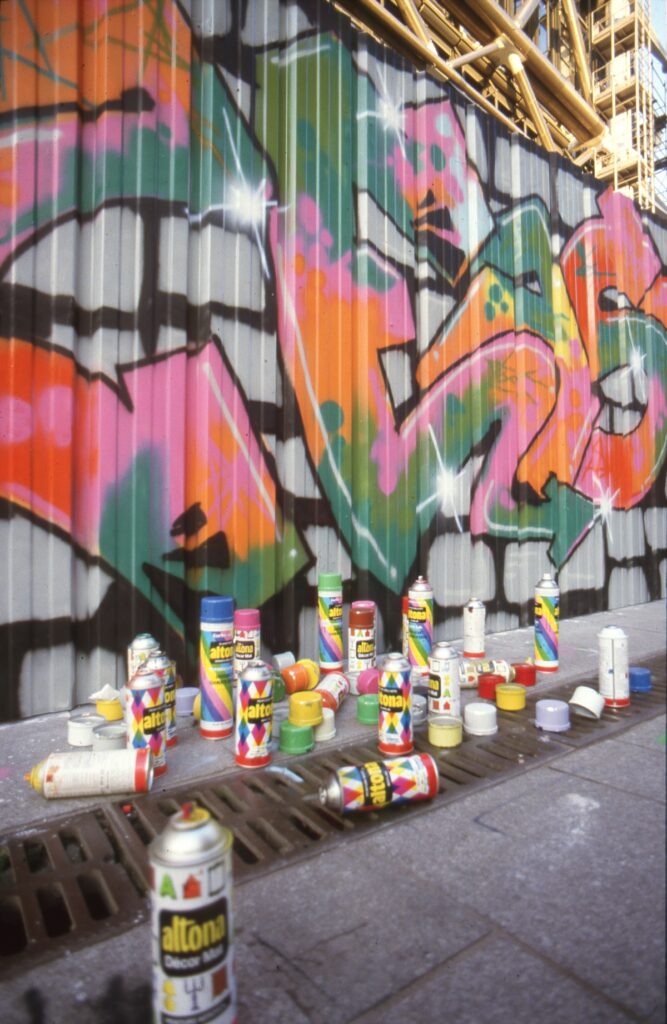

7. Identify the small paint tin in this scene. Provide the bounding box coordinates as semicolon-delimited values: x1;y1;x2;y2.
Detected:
512;663;537;687
288;691;323;727
463;702;498;736
629;667;652;693
95;699;124;721
598;625;630;707
535;699;570;732
428;714;463;748
569;686;605;720
495;683;526;711
92;721;127;750
478;673;503;701
68;711;106;747
463;598;485;657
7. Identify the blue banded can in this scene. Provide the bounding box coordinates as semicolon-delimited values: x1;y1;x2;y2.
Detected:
144;652;177;748
428;642;461;718
149;804;235;1024
378;652;413;755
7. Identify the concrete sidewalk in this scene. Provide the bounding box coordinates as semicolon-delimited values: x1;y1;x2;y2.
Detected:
0;602;665;1023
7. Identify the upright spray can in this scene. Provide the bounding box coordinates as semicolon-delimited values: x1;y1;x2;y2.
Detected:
127;632;160;682
144;652;177;748
126;669;167;777
235;660;273;768
378;653;413;755
428;642;461;718
233;609;261;681
463;599;485;658
401;596;409;658
598;625;630;707
149;804;236;1024
407;576;434;677
318;572;343;672
347;601;376;693
200;596;235;739
534;572;559;671
319;753;439;813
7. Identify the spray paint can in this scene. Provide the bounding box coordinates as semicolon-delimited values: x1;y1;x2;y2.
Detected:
347;601;376;692
598;625;630;707
401;596;409;657
127;632;160;682
315;672;350;712
233;608;261;681
25;749;153;798
318;753;439;813
407;576;434;677
200;596;235;740
235;661;273;769
428;642;461;718
459;658;515;688
149;804;235;1024
378;652;413;755
127;669;167;777
318;572;343;671
463;598;485;658
534;572;559;671
144;652;178;748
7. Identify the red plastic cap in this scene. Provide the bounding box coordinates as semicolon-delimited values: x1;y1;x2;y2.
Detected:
478;673;503;700
513;663;537;686
350;601;375;628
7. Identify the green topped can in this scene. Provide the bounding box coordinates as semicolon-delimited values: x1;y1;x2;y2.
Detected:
318;572;343;671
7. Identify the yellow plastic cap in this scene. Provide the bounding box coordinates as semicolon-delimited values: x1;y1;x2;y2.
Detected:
288;691;324;727
495;683;526;711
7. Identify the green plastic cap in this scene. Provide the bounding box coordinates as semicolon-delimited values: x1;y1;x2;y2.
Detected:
271;674;286;703
357;694;380;725
318;572;342;590
278;722;315;755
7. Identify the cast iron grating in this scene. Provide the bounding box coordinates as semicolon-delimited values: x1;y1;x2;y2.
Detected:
0;656;664;977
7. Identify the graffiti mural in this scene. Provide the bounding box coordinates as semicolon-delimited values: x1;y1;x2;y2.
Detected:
0;0;665;719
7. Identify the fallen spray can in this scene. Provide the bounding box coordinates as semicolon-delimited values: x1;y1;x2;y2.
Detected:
233;608;261;681
598;625;630;707
459;658;515;688
127;669;167;777
25;749;153;798
378;652;413;755
428;642;461;718
235;661;273;769
407;576;433;677
318;572;343;671
149;804;236;1024
314;671;350;712
200;596;235;740
318;753;439;813
144;652;177;748
534;572;559;671
347;601;376;692
463;598;485;658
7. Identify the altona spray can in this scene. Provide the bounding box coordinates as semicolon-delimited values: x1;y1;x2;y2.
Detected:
200;596;235;739
319;753;439;813
127;669;167;777
25;750;153;798
149;804;235;1024
407;576;433;677
378;652;413;755
235;661;273;768
463;599;485;658
144;652;177;748
459;658;515;689
127;632;160;682
233;608;261;681
428;642;461;718
401;596;409;658
318;572;343;671
534;572;559;671
598;625;630;707
347;601;376;693
315;672;350;712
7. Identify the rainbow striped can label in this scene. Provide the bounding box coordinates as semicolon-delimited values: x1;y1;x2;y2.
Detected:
378;659;413;755
336;755;436;812
200;624;234;738
126;682;166;775
407;598;433;674
235;666;273;767
534;594;559;670
318;594;343;669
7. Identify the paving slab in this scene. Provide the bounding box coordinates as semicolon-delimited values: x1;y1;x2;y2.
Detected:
548;728;666;802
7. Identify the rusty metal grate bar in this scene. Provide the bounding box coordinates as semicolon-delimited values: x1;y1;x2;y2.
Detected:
0;655;663;977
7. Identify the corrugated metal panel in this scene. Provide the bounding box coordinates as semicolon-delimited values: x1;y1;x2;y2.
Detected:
0;0;665;719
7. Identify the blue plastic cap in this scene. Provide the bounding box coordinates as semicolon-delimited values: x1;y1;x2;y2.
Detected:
629;666;652;693
201;595;234;622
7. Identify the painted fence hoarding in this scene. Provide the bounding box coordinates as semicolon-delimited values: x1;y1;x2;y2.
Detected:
0;0;665;719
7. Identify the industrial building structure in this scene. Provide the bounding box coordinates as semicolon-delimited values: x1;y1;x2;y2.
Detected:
338;0;667;211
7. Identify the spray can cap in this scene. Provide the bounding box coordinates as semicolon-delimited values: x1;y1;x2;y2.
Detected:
318;572;342;590
234;608;260;629
201;595;234;621
350;600;375;628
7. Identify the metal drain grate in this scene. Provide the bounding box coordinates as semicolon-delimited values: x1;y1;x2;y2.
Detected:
1;654;664;977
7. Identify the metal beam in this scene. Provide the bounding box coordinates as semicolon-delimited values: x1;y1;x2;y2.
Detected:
561;0;593;105
507;51;557;152
395;0;438;57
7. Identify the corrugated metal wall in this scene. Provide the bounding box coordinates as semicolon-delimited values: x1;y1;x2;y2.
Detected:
0;0;665;719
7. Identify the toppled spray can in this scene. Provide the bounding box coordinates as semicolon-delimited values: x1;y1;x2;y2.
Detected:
319;753;439;813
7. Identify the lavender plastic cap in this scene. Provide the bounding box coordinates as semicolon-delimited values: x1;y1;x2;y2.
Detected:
234;608;260;629
535;698;570;732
